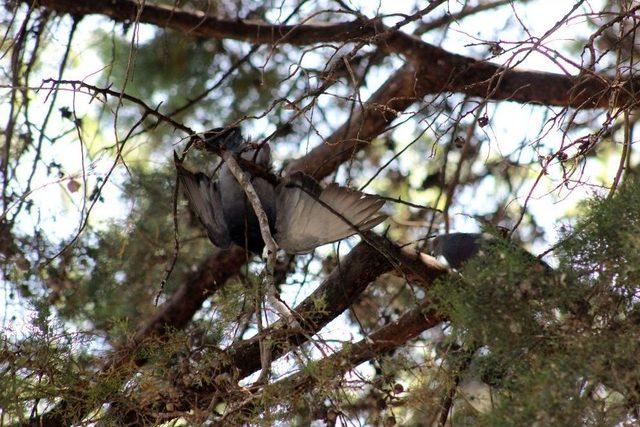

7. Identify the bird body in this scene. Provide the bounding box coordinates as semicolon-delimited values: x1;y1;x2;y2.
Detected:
176;128;386;254
430;232;551;272
218;140;276;253
430;232;484;269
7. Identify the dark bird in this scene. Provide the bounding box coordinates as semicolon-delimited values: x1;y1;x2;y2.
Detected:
430;232;551;271
175;127;386;254
430;232;485;269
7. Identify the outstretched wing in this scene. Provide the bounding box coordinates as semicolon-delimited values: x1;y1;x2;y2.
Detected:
274;173;386;254
175;155;231;249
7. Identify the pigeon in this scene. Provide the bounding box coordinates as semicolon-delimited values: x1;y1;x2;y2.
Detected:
430;232;551;271
175;127;386;254
430;232;485;269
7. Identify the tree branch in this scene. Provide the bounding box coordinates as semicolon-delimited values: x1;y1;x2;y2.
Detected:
24;246;246;427
30;0;381;45
286;63;422;179
113;233;446;423
224;299;444;423
30;0;640;112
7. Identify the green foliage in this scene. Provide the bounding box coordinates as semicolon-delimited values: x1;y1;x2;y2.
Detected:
0;303;96;424
3;1;640;424
429;176;640;426
93;27;285;142
47;161;227;333
95;29;218;111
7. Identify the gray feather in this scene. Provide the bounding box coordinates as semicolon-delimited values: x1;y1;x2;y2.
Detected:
274;177;386;254
177;131;386;255
176;160;232;249
430;232;553;275
203;126;245;153
218;143;276;234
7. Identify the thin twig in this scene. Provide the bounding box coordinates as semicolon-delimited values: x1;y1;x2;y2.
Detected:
219;150;285;384
437;344;478;427
608;110;631;198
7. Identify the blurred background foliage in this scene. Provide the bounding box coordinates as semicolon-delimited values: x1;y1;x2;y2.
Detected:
2;0;640;424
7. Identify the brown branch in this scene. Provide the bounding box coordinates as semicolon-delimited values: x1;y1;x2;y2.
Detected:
383;32;630;109
437;345;478;427
113;233;446;423
227;299;444;423
223;233;443;381
286;63;422;179
285;54;637;180
40;79;194;135
24;246;246;427
30;0;382;45
31;0;640;113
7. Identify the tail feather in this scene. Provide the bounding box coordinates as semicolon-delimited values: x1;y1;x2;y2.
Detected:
350;196;385;219
323;184;361;210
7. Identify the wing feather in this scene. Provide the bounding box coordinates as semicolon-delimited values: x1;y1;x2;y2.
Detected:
274;176;386;253
175;157;231;249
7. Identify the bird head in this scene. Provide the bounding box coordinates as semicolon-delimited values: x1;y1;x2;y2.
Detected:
202;126;244;153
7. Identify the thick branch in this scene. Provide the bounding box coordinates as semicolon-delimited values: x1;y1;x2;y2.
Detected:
25;247;246;427
223;233;443;381
286;58;637;179
32;0;640;112
286;63;422;179
116;234;446;423
30;0;381;44
230;299;443;421
276;301;441;392
381;30;635;109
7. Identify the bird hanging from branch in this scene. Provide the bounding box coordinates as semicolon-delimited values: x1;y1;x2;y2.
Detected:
175;126;387;255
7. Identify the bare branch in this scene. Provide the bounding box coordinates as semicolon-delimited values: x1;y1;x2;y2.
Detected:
29;0;640;111
111;233;446;423
224;299;444;422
